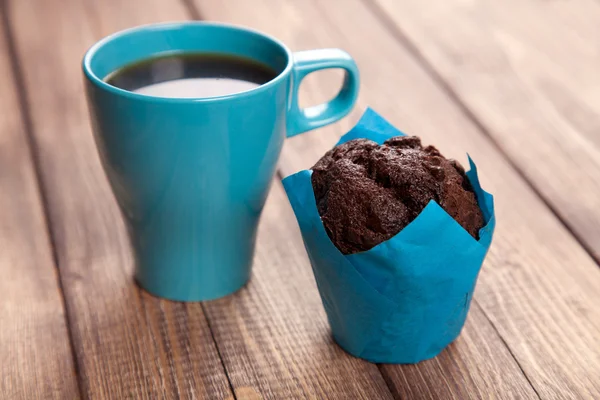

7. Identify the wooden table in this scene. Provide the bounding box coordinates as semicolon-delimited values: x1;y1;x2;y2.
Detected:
1;0;599;398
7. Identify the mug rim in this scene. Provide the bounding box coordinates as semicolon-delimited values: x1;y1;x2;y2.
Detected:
82;21;294;103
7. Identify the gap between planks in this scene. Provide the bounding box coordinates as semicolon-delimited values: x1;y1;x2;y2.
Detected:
199;302;239;400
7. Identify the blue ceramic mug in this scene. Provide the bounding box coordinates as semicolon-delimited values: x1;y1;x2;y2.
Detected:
83;22;359;301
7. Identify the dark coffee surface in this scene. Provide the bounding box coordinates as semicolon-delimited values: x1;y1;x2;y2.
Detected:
311;137;485;254
105;52;277;97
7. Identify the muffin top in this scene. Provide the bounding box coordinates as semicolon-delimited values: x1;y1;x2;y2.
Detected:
311;136;485;255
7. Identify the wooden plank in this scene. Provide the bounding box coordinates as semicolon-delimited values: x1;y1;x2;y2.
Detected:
0;17;80;400
5;0;233;398
190;0;600;398
370;0;600;262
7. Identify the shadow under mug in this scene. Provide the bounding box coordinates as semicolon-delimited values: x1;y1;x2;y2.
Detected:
82;22;359;301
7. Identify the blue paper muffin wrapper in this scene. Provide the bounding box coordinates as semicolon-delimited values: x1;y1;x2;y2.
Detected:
283;109;496;364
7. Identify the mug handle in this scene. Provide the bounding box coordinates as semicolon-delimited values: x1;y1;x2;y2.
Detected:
287;49;359;138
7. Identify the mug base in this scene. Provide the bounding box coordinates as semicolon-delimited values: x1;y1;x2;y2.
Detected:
135;273;251;302
331;330;457;364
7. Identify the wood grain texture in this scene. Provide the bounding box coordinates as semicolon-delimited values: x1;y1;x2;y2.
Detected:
0;17;80;400
370;0;600;262
190;0;600;398
204;182;394;399
5;0;232;398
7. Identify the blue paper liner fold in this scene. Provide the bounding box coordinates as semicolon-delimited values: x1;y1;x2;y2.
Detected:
283;108;496;364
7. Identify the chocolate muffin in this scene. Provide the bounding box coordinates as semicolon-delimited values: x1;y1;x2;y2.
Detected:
311;136;485;255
